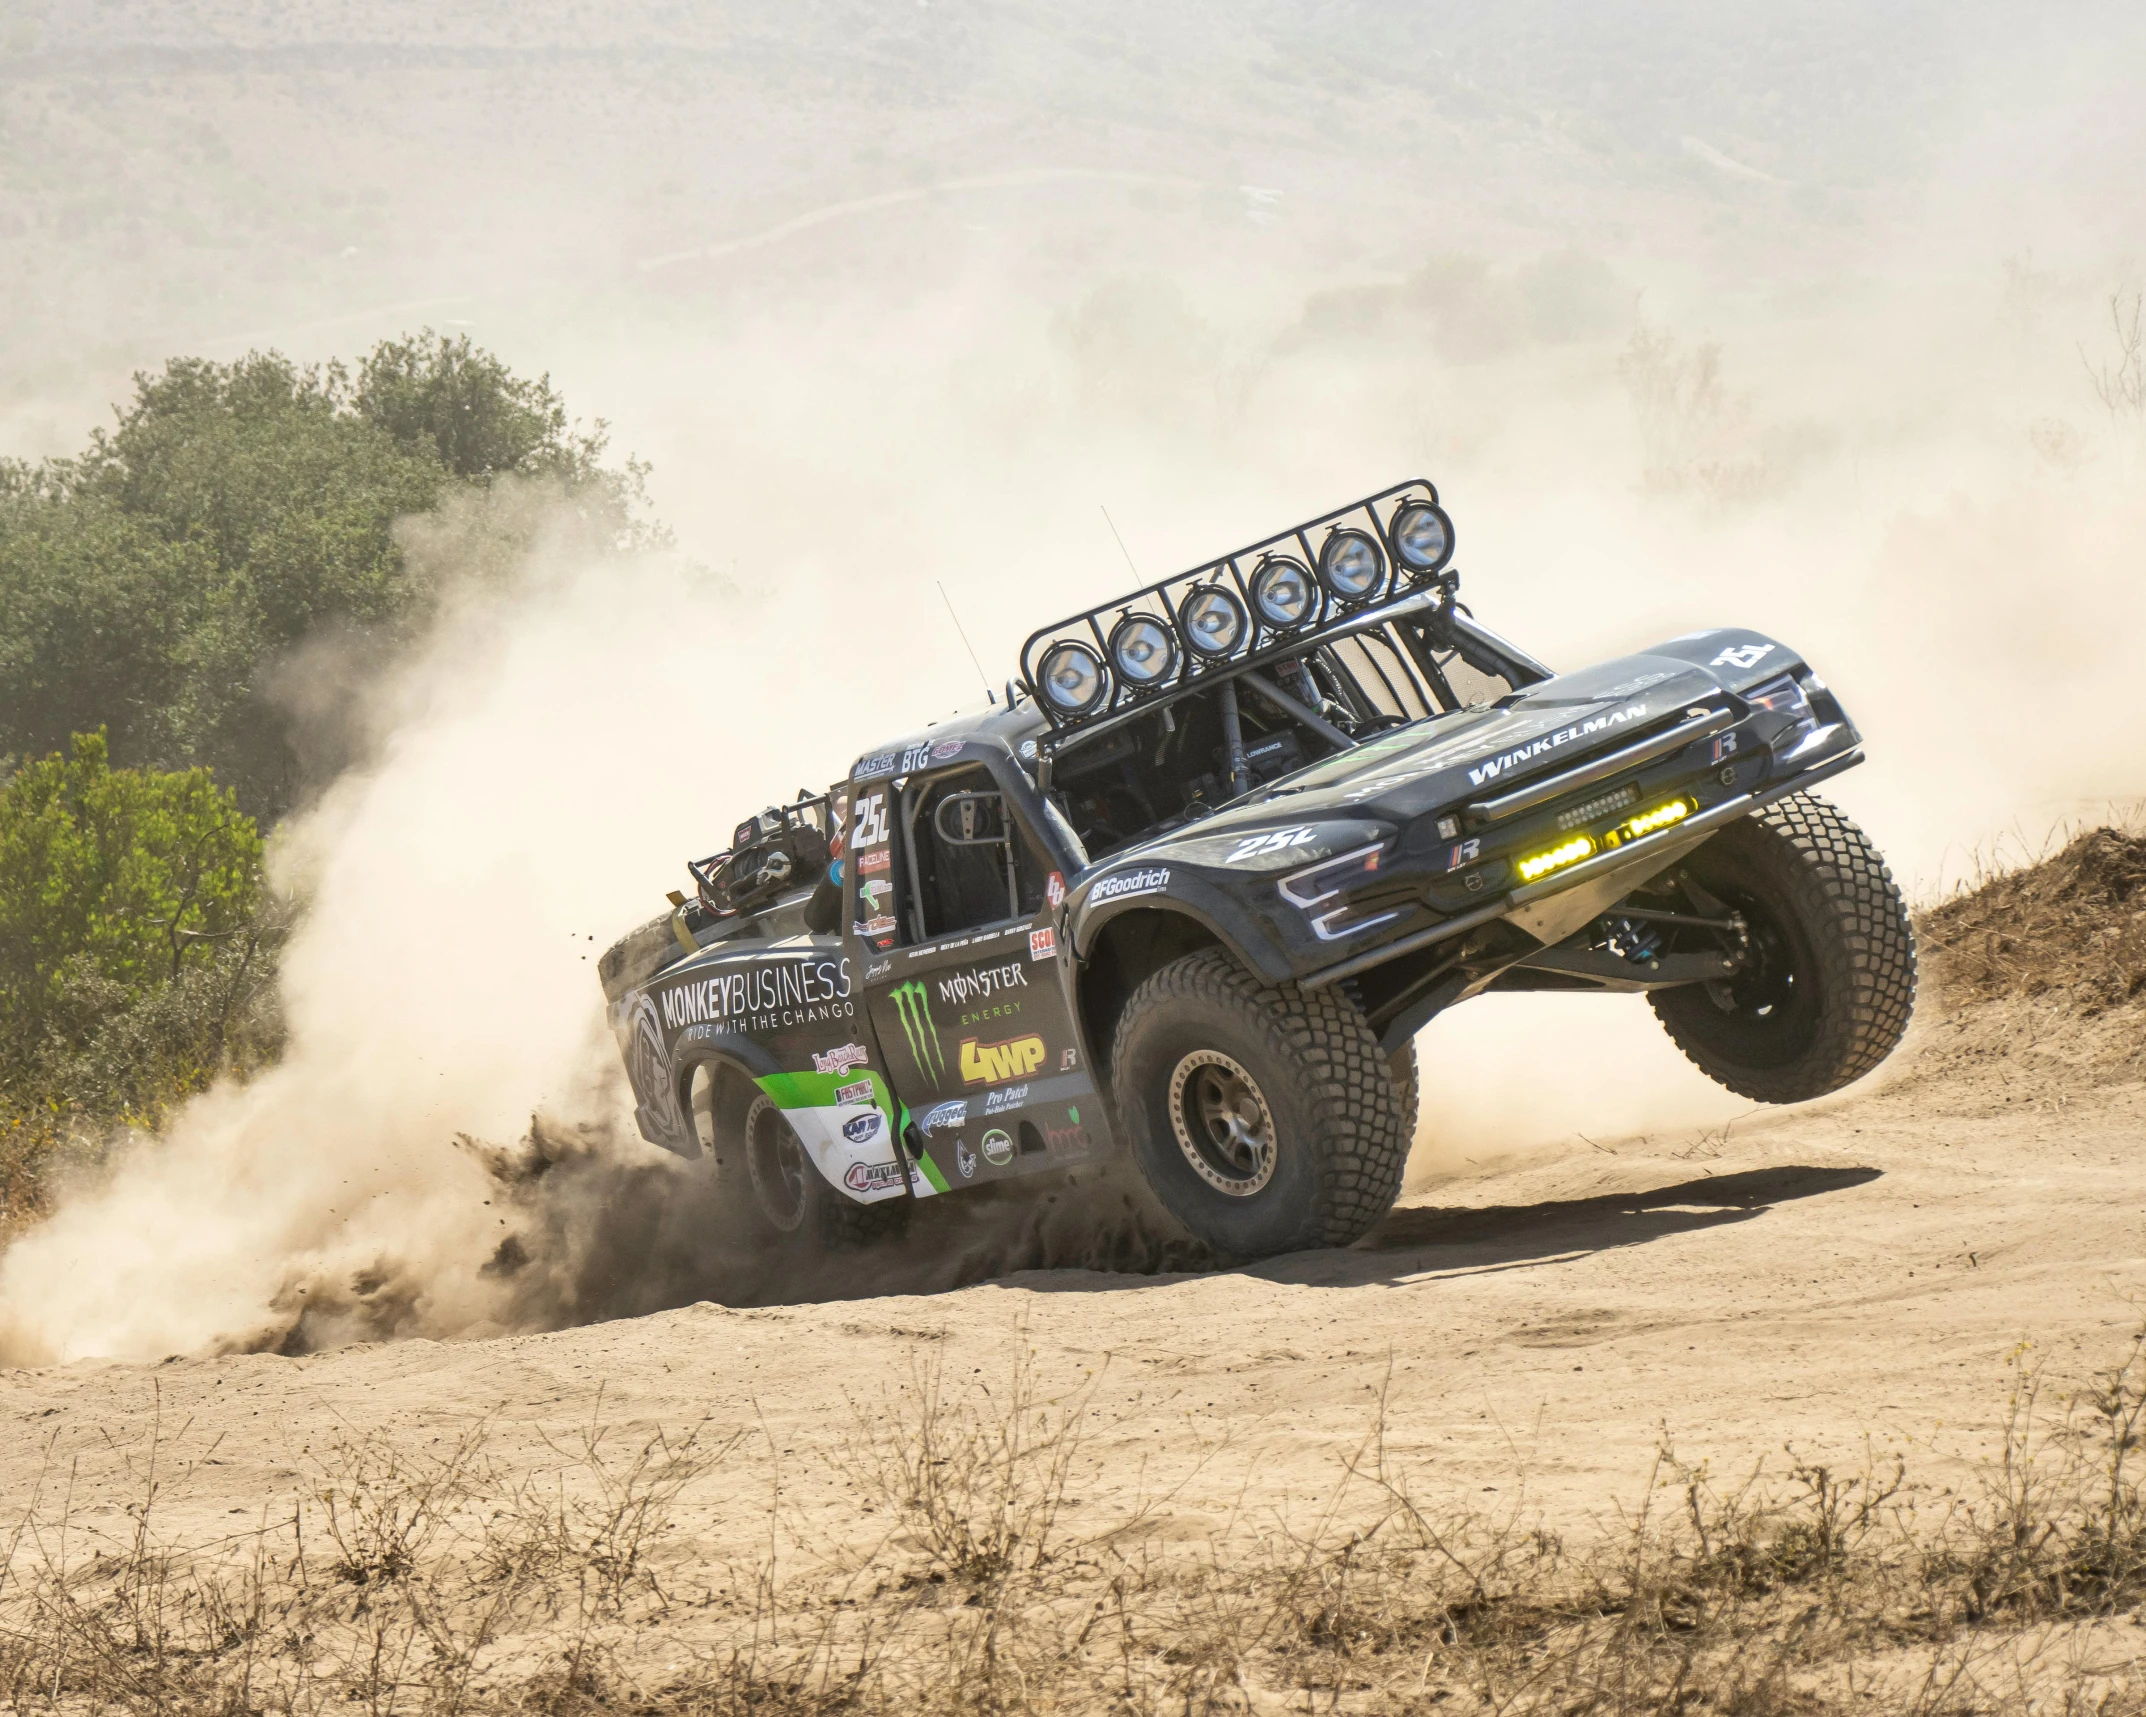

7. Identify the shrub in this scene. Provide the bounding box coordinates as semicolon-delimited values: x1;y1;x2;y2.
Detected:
0;332;651;820
0;732;280;1217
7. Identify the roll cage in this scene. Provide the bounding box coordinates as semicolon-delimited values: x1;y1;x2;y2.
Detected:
1039;606;1552;865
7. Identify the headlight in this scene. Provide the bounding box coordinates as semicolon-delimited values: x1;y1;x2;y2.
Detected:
1276;841;1401;942
1745;673;1824;757
1038;641;1109;715
1108;615;1179;689
1317;528;1385;602
1744;673;1812;721
1389;500;1454;575
1249;555;1315;628
1177;585;1247;659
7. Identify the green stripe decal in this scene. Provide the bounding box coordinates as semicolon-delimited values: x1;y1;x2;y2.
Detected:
915;1149;952;1193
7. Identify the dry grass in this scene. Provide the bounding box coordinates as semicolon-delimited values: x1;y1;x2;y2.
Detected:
9;1336;2146;1714
1897;821;2146;1106
1919;825;2146;1016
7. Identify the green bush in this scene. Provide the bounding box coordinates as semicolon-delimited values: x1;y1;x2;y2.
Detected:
0;732;282;1221
0;331;648;820
0;331;651;1222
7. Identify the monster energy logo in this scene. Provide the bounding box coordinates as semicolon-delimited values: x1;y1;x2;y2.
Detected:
889;980;944;1080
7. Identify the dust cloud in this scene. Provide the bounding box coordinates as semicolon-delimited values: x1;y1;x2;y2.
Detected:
0;538;788;1360
1;4;2142;1359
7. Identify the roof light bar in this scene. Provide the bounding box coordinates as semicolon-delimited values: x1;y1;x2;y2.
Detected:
1017;479;1458;734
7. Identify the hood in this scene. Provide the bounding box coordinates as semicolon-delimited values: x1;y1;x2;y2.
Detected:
1133;633;1800;859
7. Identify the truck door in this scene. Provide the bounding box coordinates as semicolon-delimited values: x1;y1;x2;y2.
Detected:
854;757;1098;1191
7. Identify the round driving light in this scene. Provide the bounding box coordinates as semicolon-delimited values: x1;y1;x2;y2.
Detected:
1108;614;1179;689
1249;555;1315;628
1177;585;1247;659
1038;641;1108;715
1389;500;1454;575
1317;528;1386;602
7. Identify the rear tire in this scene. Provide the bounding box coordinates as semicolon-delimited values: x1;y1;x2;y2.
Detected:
1110;949;1408;1259
1649;794;1915;1103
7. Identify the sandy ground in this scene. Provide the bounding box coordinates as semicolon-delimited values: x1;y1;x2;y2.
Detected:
5;1019;2143;1567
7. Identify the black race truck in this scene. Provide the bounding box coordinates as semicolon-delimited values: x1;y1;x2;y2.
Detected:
598;480;1915;1259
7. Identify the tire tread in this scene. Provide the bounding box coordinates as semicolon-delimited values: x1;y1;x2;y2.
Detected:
1114;949;1408;1252
1651;793;1916;1101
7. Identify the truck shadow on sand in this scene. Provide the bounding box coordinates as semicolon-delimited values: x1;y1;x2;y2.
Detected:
988;1163;1883;1297
1247;1163;1884;1291
409;1147;1881;1352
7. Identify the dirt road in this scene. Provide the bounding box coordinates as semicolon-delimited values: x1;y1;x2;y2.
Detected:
6;1005;2141;1569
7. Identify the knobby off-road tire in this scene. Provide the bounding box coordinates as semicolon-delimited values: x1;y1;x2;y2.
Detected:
1650;793;1916;1103
1111;948;1410;1259
1388;1044;1419;1143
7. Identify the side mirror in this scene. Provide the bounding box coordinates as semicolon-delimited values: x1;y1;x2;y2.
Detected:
934;791;1007;847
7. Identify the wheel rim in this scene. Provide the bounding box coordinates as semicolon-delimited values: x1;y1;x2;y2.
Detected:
1693;888;1821;1063
1167;1049;1278;1197
744;1096;810;1232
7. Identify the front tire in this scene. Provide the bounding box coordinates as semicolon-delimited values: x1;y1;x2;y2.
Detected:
1111;949;1408;1259
1388;1043;1419;1143
1649;794;1915;1102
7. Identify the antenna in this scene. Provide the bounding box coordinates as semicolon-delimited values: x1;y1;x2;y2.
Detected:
1099;504;1140;578
937;581;994;702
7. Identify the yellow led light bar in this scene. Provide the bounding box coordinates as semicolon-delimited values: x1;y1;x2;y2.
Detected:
1619;798;1695;842
1516;833;1597;883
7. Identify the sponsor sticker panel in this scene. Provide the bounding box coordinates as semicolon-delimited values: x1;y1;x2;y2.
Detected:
1461;702;1653;791
936;960;1029;1006
1090;866;1171;903
918;1098;968;1136
752;1066;913;1204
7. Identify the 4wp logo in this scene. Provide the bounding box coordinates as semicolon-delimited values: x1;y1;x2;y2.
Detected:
888;981;944;1080
961;1033;1047;1085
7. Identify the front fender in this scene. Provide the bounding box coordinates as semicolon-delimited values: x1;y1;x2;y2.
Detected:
1071;869;1293;984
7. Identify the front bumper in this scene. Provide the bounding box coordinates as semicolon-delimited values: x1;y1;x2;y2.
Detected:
1298;744;1864;992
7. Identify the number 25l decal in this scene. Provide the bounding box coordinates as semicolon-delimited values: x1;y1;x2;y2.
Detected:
853;790;890;849
1227;826;1319;864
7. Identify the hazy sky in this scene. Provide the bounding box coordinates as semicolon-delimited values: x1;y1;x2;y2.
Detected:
4;1;2139;430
